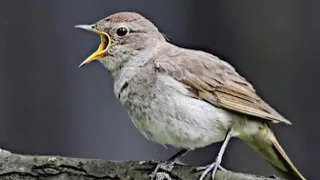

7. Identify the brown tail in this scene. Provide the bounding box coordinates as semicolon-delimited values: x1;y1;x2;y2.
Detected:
241;123;306;180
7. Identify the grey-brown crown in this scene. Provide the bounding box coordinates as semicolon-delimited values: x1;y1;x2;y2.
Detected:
104;12;146;23
94;12;160;33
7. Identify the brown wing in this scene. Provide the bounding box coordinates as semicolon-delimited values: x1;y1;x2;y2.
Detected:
155;48;291;125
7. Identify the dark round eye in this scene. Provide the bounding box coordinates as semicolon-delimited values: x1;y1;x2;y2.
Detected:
116;26;129;36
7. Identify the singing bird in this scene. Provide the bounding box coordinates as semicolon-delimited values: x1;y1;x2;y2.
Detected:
75;12;306;180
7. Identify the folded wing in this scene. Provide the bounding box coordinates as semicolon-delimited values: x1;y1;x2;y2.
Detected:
154;49;291;125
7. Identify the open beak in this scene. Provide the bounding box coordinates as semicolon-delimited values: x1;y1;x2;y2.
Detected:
75;24;112;67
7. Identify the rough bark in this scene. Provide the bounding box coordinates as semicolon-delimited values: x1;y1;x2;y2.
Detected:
0;149;283;180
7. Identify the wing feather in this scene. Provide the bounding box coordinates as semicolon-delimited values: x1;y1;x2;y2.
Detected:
154;48;291;125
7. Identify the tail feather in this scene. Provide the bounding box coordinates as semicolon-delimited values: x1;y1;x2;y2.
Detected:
271;137;305;180
241;123;306;180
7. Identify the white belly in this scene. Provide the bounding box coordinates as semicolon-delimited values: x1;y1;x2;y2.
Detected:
126;75;234;149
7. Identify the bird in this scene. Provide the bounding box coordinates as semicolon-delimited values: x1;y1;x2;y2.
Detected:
75;12;306;180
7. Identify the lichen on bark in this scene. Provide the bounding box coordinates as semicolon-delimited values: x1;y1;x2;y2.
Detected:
0;150;283;180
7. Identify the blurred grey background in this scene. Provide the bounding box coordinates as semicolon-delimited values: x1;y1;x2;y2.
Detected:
1;0;318;179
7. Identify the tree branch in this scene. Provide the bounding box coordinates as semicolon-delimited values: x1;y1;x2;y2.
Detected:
0;149;283;180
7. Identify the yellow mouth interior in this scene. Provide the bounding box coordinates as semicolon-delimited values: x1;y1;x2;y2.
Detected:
79;32;111;67
97;34;108;52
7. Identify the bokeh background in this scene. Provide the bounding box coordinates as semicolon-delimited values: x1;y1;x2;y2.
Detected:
1;0;318;179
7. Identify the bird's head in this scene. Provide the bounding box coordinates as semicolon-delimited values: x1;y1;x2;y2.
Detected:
75;12;165;71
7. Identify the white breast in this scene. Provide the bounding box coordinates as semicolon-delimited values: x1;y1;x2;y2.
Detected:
129;74;234;149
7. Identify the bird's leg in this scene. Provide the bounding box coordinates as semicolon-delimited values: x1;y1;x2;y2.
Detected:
199;129;233;180
150;149;189;179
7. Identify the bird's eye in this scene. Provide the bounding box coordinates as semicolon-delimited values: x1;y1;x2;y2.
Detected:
116;26;129;36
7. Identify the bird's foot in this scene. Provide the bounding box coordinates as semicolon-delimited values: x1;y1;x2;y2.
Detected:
197;161;228;180
196;163;228;172
150;149;189;180
150;160;178;180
